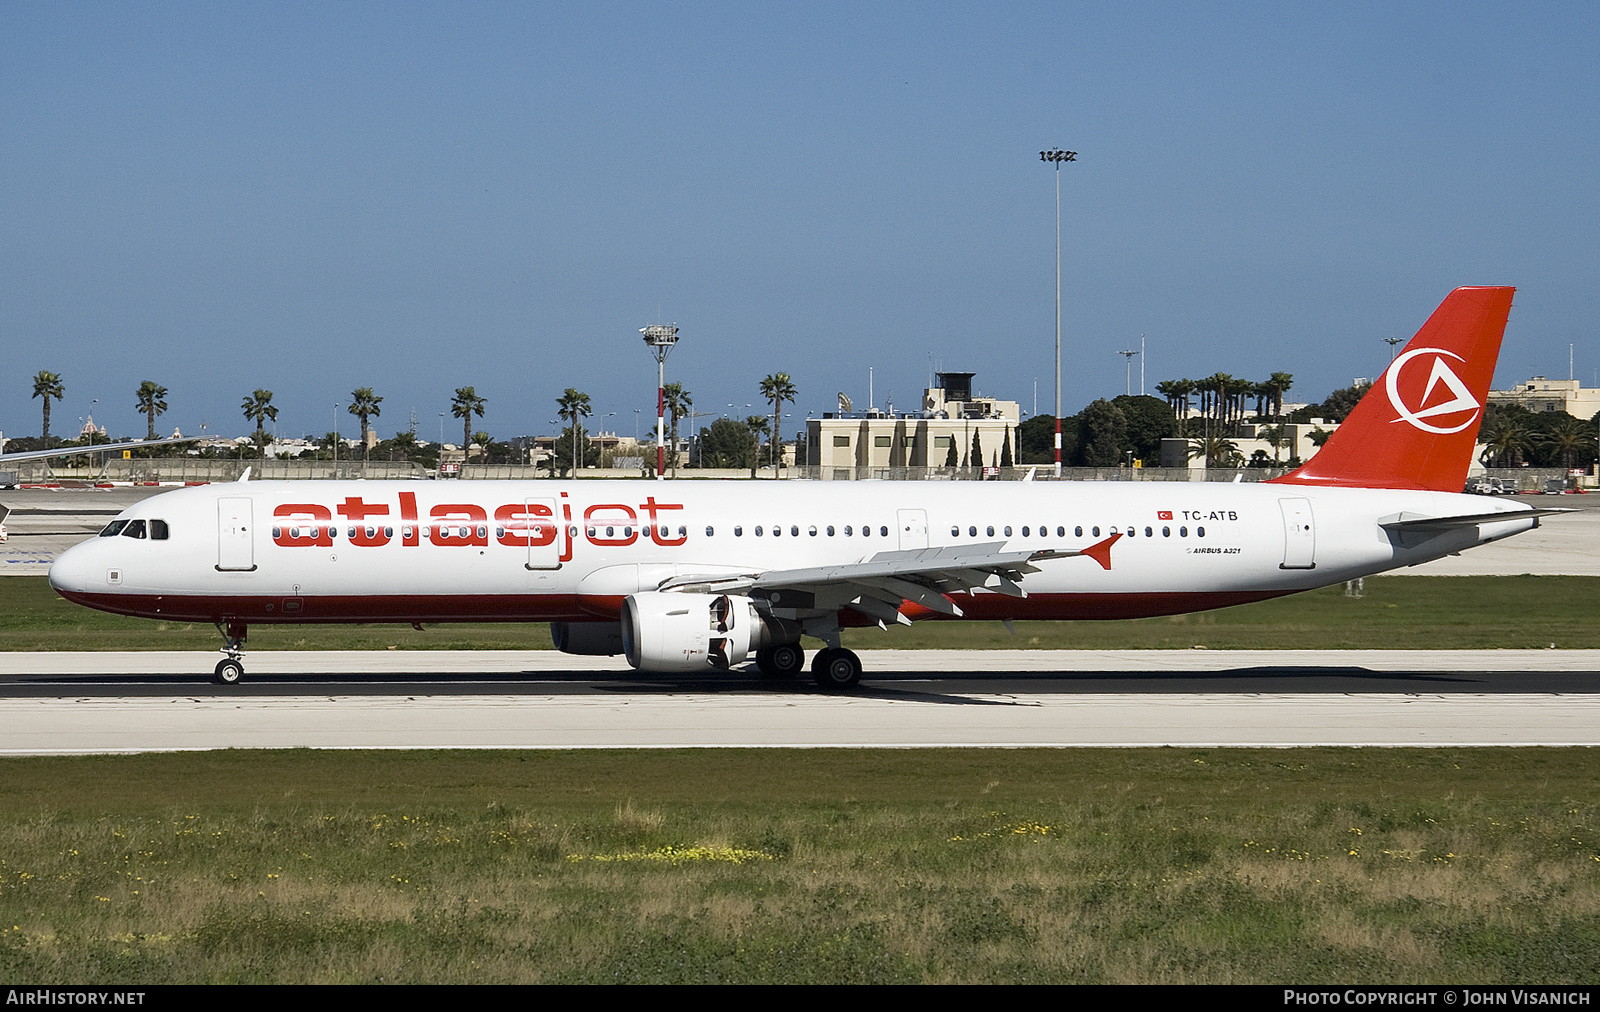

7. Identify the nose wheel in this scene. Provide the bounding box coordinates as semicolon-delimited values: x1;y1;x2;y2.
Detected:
213;621;248;685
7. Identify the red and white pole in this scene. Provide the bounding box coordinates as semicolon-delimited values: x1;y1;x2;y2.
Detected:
656;361;666;477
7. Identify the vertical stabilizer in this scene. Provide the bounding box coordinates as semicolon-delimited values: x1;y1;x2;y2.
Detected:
1271;286;1514;492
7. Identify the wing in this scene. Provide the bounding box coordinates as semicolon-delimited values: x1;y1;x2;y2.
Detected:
0;435;199;465
660;536;1120;627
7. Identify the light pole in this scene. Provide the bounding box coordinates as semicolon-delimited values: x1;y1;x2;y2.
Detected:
1041;148;1076;477
640;324;680;479
1118;348;1140;397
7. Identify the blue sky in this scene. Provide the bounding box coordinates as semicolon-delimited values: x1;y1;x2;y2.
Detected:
3;2;1596;444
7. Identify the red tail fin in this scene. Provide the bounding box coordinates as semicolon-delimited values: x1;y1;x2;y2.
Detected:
1270;286;1514;492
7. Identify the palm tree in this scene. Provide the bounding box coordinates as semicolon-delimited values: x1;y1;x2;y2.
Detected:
135;380;168;440
1479;416;1532;467
240;389;277;459
744;415;770;478
759;373;796;472
472;430;493;463
1188;434;1241;468
390;429;419;463
556;388;591;475
451;387;487;454
348;388;383;460
1539;415;1594;470
32;371;64;444
1266;372;1294;421
663;382;692;476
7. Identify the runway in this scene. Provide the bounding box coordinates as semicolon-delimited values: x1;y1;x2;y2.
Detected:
2;649;1599;753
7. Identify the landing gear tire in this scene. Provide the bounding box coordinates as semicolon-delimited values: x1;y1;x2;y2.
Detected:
756;643;806;678
214;659;244;686
811;647;862;690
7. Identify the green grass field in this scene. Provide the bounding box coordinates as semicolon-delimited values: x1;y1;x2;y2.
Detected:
2;748;1598;984
4;574;1599;650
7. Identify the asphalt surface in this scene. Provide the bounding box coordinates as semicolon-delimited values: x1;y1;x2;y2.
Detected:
1;650;1599;752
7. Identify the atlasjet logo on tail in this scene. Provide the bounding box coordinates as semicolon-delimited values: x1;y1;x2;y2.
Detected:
1385;347;1481;434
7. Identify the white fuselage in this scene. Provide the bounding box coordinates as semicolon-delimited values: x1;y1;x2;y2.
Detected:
48;478;1537;626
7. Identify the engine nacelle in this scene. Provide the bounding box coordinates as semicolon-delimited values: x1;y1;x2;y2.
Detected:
621;591;793;672
550;621;625;656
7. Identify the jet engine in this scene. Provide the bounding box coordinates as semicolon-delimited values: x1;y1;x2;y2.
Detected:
550;621;626;656
621;591;798;672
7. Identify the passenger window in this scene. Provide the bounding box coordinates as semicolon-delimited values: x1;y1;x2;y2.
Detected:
1092;526;1100;537
969;526;977;537
1057;526;1066;537
808;526;817;537
986;526;995;537
880;526;888;537
844;526;853;536
1198;527;1206;537
772;525;782;537
734;526;743;537
1004;526;1012;537
1162;526;1170;537
1180;527;1188;537
827;526;836;536
1144;527;1153;538
1075;526;1083;537
861;526;870;537
951;526;960;537
121;520;147;539
791;526;799;537
1022;527;1030;537
755;526;764;536
705;526;715;537
678;526;686;537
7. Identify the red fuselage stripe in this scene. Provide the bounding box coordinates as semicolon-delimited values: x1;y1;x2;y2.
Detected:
56;589;1291;625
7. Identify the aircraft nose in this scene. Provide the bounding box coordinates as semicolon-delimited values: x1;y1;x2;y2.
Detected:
49;540;97;595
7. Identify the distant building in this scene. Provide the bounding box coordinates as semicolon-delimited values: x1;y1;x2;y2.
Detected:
1488;376;1600;418
805;372;1022;476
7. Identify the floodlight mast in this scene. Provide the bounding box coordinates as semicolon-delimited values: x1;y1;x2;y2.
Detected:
640;324;680;478
1040;147;1076;477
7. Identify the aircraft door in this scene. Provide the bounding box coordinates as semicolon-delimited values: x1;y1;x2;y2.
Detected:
897;509;929;550
525;498;562;570
1278;497;1316;570
217;497;256;572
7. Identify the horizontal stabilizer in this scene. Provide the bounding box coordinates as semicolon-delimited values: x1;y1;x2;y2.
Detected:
1379;507;1572;531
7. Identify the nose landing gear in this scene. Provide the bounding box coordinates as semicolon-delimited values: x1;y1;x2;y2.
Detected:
213;621;248;685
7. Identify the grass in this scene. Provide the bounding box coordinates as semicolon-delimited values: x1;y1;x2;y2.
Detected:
1;748;1598;983
5;575;1600;651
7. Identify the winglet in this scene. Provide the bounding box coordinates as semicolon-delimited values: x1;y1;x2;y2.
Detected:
1271;286;1514;492
1081;532;1122;571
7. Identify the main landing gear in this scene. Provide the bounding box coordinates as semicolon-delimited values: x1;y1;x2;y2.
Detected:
213;621;247;685
754;642;863;689
810;647;862;690
755;643;806;678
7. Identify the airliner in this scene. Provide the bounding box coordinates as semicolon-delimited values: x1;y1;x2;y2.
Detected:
48;287;1558;688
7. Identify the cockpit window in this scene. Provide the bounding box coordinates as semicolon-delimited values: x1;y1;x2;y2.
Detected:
99;520;129;538
120;519;147;539
150;519;169;540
